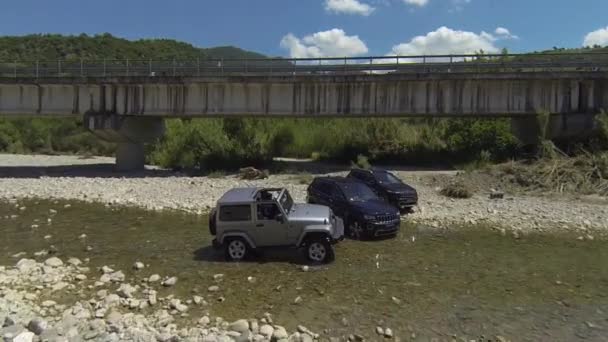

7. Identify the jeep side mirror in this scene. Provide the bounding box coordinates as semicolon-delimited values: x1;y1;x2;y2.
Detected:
276;214;285;223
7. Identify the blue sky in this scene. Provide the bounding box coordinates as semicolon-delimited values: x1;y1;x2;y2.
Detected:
2;0;608;57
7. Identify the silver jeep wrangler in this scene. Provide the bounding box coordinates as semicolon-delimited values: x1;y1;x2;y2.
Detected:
210;187;344;264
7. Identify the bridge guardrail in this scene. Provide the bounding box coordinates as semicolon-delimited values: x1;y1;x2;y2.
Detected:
1;53;608;78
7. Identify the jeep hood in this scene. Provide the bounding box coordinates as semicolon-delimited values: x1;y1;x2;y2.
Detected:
288;203;331;223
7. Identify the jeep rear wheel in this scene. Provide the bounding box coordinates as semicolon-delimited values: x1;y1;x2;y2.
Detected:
225;238;248;262
305;238;334;264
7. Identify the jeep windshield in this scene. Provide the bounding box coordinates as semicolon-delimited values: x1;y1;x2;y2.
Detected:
340;183;379;202
374;171;402;185
279;190;294;213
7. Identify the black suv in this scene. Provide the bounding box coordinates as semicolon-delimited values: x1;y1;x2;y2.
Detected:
307;177;400;239
347;168;418;212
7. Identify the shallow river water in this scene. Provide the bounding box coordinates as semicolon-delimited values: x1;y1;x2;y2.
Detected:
1;199;608;341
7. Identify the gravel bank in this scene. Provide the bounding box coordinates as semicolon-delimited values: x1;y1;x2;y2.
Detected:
0;154;607;235
0;257;318;342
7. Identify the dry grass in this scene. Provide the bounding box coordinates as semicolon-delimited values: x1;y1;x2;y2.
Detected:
440;181;473;199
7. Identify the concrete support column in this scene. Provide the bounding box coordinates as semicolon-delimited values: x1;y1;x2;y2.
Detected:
511;113;596;145
116;142;146;171
84;113;165;171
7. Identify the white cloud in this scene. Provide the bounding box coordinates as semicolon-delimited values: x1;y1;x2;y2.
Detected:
324;0;375;16
584;26;608;47
402;0;429;6
280;29;369;58
449;0;471;12
495;27;518;40
389;26;501;56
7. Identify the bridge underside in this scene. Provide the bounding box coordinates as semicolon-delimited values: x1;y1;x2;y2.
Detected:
0;72;606;169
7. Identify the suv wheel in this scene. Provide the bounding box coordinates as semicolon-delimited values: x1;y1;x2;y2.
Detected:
348;220;365;240
305;238;334;264
225;238;249;262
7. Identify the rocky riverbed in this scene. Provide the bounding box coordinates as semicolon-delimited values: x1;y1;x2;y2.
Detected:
0;257;318;342
1;154;608;341
0;154;606;236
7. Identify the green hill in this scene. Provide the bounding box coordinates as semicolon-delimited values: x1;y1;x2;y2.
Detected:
0;33;269;61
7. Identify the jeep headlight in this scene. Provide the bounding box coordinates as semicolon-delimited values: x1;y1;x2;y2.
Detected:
363;214;376;220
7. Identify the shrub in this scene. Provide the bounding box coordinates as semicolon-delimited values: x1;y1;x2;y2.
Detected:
351;154;371;170
440;181;473;199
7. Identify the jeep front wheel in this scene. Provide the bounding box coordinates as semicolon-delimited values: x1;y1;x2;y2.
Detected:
225;238;249;262
305;238;334;264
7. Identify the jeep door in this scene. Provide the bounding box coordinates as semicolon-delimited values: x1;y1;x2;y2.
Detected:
253;202;288;247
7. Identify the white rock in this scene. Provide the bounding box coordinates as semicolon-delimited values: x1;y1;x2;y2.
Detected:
116;283;137;298
16;259;37;273
272;326;288;340
228;319;249;333
13;331;35;342
41;300;56;307
208;285;220;292
162;277;177;287
133;262;145;270
67;258;82;266
101;266;114;274
259;324;274;338
148;274;161;282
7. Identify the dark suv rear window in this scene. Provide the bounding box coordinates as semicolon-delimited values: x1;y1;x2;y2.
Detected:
219;205;251;222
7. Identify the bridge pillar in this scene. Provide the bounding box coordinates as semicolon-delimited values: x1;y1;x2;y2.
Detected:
84;114;165;171
511;113;596;145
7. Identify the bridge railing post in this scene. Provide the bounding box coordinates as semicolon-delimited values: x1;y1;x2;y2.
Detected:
80;59;84;77
35;61;39;79
58;60;62;77
172;59;176;76
103;59;106;77
344;57;347;75
126;59;130;77
149;58;152;76
197;57;200;77
13;61;17;78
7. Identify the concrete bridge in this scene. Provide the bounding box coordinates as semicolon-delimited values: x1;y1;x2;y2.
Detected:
1;53;607;169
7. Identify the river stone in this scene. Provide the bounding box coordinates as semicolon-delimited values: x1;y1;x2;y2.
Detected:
16;259;37;273
259;324;274;338
44;257;63;267
228;319;249;333
198;316;210;326
376;327;384;335
273;326;288;340
109;271;125;282
3;317;15;327
148;274;161;283
384;328;393;338
27;318;48;335
162;277;177;287
101;266;114;274
133;262;144;270
116;284;137;298
104;294;121;306
12;331;35;342
208;285;220;292
41;300;56;307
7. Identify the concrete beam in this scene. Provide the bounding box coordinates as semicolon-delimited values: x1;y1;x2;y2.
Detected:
0;72;607;118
